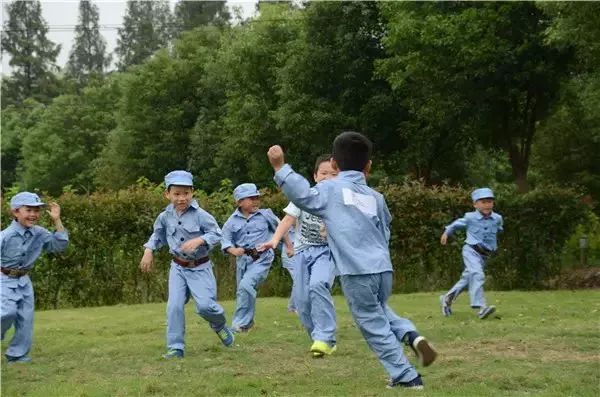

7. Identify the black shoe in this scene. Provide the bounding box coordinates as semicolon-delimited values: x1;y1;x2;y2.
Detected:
387;374;424;389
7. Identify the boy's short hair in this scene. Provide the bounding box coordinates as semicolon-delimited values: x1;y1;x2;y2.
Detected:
167;184;193;192
313;153;332;174
332;131;372;172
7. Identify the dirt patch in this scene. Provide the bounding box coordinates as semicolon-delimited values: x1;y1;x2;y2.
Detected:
544;267;600;289
442;340;599;363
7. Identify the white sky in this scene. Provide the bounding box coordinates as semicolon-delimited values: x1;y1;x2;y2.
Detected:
0;0;258;75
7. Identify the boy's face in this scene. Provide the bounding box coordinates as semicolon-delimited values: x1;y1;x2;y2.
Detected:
165;185;194;212
238;196;260;214
12;206;42;228
314;160;338;183
474;198;494;216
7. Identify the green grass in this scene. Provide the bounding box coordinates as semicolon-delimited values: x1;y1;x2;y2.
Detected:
2;290;599;396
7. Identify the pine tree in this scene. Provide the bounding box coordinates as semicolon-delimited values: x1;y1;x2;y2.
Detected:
174;1;230;35
1;0;61;106
115;0;173;70
66;0;111;84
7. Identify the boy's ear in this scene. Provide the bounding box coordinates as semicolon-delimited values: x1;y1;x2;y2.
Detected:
330;158;339;172
364;160;372;176
11;208;20;218
163;190;170;199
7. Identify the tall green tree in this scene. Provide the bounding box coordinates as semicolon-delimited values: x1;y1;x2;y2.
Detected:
273;2;405;180
96;27;223;189
532;2;600;201
188;4;301;189
1;0;61;107
115;0;173;71
174;0;230;35
0;100;46;189
378;2;571;192
19;79;120;195
66;0;111;84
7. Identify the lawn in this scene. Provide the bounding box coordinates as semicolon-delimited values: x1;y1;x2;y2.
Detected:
2;290;599;396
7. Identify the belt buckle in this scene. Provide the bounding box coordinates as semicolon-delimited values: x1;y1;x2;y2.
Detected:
9;269;20;277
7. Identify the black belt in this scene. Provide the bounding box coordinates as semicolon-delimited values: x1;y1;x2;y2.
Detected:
172;256;210;268
244;248;263;261
469;244;494;256
1;267;30;277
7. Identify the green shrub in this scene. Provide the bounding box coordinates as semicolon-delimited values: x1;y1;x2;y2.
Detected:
2;182;589;309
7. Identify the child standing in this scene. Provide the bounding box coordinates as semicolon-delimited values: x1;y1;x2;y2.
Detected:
1;192;69;363
439;188;503;319
267;132;437;389
259;154;338;358
140;170;234;359
221;183;286;333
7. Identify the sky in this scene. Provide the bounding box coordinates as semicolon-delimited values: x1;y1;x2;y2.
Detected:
0;0;258;75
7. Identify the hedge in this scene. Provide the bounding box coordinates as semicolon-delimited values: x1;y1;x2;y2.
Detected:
1;181;588;309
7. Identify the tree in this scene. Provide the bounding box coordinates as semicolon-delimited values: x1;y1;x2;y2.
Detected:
19;79;120;194
0;100;46;189
95;27;223;189
1;0;61;107
188;3;301;189
66;0;111;84
174;0;230;35
532;3;600;201
274;2;407;181
378;2;571;192
115;0;173;71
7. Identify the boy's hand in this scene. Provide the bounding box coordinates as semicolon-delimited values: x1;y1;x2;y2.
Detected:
440;232;448;245
267;145;285;171
227;247;245;257
140;249;154;273
257;239;277;252
285;245;294;258
47;202;61;221
181;237;205;253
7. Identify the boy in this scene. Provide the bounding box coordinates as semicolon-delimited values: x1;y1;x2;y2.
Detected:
439;188;503;319
1;192;69;363
267;132;437;389
140;170;234;359
221;183;287;333
259;154;338;358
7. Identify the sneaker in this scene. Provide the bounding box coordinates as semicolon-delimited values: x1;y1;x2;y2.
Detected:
216;327;235;347
440;294;452;316
410;336;437;367
387;374;424;389
478;305;496;319
310;340;337;358
162;349;184;359
232;321;254;333
6;355;32;364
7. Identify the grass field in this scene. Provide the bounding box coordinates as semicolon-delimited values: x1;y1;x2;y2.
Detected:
1;290;599;396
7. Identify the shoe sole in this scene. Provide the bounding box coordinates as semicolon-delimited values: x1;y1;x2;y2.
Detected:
310;344;336;357
413;336;437;367
479;306;496;319
386;384;424;390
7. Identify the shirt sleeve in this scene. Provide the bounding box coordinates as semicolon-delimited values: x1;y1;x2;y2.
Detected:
379;196;392;244
274;164;329;219
221;218;235;254
283;202;301;218
143;214;167;251
198;210;223;251
445;214;468;236
263;209;280;233
497;214;504;233
41;227;69;253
